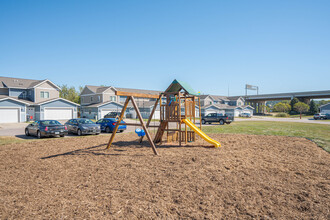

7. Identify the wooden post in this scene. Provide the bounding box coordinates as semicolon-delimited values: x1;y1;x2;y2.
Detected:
193;96;196;141
139;97;160;143
178;92;181;146
199;96;202;130
184;94;187;144
107;97;130;149
131;96;158;155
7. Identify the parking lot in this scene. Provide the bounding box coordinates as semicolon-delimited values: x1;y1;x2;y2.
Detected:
0;117;329;139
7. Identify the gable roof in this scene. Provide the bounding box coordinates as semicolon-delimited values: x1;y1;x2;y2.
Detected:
83;101;124;108
0;76;60;90
0;76;43;89
165;79;199;96
0;95;34;105
227;96;244;101
85;85;113;94
36;98;80;106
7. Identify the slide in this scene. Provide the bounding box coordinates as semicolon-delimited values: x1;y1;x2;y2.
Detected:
181;119;221;148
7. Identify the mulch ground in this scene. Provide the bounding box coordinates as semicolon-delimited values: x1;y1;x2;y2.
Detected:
0;133;329;219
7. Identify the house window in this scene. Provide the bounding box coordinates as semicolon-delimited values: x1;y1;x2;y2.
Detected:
209;101;212;105
91;97;93;102
40;91;49;98
98;96;100;101
110;96;116;101
81;97;84;103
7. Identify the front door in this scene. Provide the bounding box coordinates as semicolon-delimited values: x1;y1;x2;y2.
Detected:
27;107;35;121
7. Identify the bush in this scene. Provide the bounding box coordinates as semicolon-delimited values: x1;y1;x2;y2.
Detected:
275;113;289;117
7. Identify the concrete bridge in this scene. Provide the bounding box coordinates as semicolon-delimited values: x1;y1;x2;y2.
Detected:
230;90;330;114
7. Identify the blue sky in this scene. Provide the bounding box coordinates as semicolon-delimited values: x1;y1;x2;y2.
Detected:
0;0;329;96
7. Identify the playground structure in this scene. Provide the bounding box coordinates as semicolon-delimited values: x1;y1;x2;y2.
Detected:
107;80;221;155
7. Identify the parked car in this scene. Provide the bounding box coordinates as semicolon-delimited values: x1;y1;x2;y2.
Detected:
314;113;326;120
25;120;68;138
104;112;124;119
96;118;127;133
240;112;252;118
64;118;101;136
201;113;233;125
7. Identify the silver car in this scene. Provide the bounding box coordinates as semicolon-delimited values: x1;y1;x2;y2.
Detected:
65;118;101;136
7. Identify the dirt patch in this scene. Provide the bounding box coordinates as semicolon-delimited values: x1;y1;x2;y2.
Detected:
0;133;329;219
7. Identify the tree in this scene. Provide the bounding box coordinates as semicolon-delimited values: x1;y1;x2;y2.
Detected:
273;102;291;113
294;102;309;119
309;99;318;115
290;97;299;112
59;85;80;104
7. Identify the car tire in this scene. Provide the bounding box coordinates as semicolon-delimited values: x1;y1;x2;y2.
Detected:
201;119;206;124
95;133;100;135
77;129;82;136
119;130;124;133
37;130;42;139
25;128;30;136
105;126;111;133
219;120;224;125
60;134;65;137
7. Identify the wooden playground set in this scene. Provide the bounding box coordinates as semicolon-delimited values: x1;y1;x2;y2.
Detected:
107;80;221;155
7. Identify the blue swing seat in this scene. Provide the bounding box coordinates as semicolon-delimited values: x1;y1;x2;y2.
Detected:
135;128;145;137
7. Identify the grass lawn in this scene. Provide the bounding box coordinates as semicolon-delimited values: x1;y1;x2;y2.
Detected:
0;137;28;145
202;121;330;152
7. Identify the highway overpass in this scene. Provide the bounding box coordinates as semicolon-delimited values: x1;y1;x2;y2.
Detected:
229;90;330;114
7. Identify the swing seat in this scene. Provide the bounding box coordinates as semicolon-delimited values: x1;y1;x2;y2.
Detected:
135;128;145;137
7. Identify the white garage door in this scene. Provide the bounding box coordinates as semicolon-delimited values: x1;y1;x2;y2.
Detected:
44;108;73;120
321;110;330;114
101;110;116;118
0;108;20;123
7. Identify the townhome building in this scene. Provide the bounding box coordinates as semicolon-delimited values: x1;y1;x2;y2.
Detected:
199;94;254;117
80;85;161;119
0;76;79;123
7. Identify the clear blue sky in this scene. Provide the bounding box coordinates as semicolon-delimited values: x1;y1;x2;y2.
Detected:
1;0;329;96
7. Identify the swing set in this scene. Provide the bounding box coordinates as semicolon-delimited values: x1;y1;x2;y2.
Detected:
106;80;221;155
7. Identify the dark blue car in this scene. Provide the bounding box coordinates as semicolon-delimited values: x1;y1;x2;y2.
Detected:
96;118;127;133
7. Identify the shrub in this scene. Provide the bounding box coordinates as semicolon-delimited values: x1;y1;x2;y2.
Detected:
275;113;289;117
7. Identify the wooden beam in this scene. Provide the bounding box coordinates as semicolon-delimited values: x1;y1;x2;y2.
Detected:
115;91;159;99
119;123;142;126
131;96;159;155
107;97;130;149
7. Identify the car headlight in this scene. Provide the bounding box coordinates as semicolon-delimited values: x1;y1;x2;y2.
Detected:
82;126;89;129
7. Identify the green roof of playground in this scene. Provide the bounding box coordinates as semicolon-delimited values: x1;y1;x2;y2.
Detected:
165;79;199;96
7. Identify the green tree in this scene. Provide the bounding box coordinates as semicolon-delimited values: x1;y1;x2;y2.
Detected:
290;97;299;112
273;102;291;113
309;99;318;115
59;85;80;104
294;102;309;119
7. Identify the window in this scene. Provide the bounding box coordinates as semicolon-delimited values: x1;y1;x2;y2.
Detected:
91;97;93;102
110;96;116;101
40;91;49;98
98;96;100;101
81;97;84;103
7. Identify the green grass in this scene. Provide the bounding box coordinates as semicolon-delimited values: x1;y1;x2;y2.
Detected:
203;121;330;152
0;137;27;145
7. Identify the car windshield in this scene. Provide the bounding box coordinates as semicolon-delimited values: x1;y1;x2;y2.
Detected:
77;119;94;124
40;120;61;126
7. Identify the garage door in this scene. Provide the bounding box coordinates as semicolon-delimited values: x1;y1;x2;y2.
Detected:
101;110;116;118
0;108;19;123
321;110;330;114
44;108;73;120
